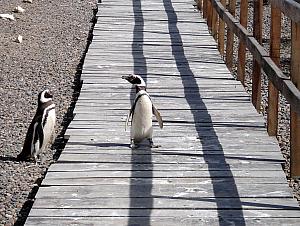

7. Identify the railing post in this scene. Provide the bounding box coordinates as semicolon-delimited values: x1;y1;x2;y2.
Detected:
237;0;248;84
211;7;218;40
207;0;213;31
211;4;218;41
267;4;281;136
196;0;203;11
290;21;300;178
252;0;263;111
203;0;208;19
218;0;226;56
225;0;237;71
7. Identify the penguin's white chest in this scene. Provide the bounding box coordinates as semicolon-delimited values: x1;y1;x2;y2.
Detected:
131;95;153;142
41;105;56;151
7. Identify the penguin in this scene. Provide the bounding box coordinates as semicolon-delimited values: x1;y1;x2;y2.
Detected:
122;74;163;149
17;89;56;162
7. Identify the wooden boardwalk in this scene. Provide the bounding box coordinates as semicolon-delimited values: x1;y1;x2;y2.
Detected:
25;0;300;225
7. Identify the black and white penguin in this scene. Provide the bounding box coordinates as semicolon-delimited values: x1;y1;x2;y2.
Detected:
122;74;163;148
17;89;56;162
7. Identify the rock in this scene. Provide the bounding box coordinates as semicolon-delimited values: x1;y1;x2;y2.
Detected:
23;0;33;3
13;6;25;13
0;14;15;21
15;35;23;43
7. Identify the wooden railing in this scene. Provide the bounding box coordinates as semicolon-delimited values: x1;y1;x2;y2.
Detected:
196;0;300;177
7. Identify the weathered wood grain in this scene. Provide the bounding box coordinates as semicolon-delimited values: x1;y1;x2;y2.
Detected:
33;197;300;210
42;177;289;186
27;208;300;218
24;217;300;226
56;153;284;165
47;162;283;172
42;170;286;180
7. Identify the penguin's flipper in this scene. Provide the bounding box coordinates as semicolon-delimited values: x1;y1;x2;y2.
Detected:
32;122;41;163
125;105;134;131
152;105;163;129
36;121;44;149
32;121;43;160
17;116;39;161
125;112;130;131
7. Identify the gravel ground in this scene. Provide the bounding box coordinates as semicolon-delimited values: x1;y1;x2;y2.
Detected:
0;0;97;225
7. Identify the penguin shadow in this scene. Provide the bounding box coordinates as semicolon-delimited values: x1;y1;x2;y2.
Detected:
128;140;154;226
130;139;161;150
162;0;246;224
66;141;130;148
0;156;18;162
127;0;154;224
93;142;130;148
53;7;99;162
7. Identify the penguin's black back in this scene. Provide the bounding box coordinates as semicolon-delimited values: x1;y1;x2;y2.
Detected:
17;101;53;161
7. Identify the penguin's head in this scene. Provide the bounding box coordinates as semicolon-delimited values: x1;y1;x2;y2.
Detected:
38;89;53;104
122;74;146;87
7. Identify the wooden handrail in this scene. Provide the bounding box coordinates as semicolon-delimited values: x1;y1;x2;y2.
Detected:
272;0;300;22
198;0;300;177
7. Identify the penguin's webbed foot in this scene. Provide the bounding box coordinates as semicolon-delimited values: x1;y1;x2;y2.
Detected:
34;154;40;165
130;139;139;149
17;154;34;162
150;144;161;148
148;138;161;148
130;143;139;149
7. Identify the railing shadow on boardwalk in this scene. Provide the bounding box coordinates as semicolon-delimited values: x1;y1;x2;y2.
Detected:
127;0;153;225
162;0;246;225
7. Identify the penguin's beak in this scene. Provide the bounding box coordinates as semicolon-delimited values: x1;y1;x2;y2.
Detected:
122;75;131;80
122;74;144;86
122;75;134;83
45;91;53;99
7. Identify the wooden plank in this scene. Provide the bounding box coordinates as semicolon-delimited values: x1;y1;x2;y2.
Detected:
47;162;283;172
71;110;264;120
28;208;300;218
35;184;293;199
41;177;289;186
42;170;286;180
56;153;284;165
60;149;283;161
24;217;300;226
63;139;280;151
64;129;275;141
78;83;246;91
64;139;281;153
71;101;264;111
33;197;299;209
64;128;278;144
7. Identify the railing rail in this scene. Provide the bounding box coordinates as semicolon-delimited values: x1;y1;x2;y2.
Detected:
196;0;300;177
